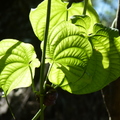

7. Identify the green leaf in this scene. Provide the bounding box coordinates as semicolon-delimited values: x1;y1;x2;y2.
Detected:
70;15;92;34
46;21;120;94
0;39;40;95
74;24;120;94
45;21;93;93
29;0;99;41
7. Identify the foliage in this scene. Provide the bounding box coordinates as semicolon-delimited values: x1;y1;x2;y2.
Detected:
0;0;119;95
44;20;120;94
29;0;120;94
0;39;40;95
0;0;120;119
29;0;99;41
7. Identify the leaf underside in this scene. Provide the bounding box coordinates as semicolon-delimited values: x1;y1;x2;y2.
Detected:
0;39;40;95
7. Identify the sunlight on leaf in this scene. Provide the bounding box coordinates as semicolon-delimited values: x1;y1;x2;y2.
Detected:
73;24;120;94
29;0;99;41
45;21;93;93
30;0;120;94
45;21;120;94
0;39;40;95
70;15;92;34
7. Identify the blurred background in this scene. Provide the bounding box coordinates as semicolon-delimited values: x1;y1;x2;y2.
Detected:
0;0;118;120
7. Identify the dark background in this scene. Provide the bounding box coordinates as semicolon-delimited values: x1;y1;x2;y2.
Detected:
0;0;117;120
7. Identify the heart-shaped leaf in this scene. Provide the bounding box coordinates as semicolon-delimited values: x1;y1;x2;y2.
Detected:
45;21;93;93
62;24;120;94
0;39;40;95
29;0;99;41
77;24;120;94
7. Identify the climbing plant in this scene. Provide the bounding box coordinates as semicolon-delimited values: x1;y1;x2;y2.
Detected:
0;0;120;119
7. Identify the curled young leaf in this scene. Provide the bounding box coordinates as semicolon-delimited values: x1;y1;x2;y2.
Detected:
70;15;92;34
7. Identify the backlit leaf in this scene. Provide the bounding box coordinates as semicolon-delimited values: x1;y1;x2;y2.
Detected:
70;15;92;34
45;21;120;94
62;24;120;94
0;39;40;95
45;21;93;93
77;24;120;94
29;0;99;41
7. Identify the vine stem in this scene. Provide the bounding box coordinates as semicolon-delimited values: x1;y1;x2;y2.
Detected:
4;93;15;120
29;66;36;92
32;105;46;120
39;0;51;120
82;0;88;15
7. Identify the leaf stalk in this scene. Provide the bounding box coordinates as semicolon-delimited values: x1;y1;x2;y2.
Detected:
82;0;88;15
